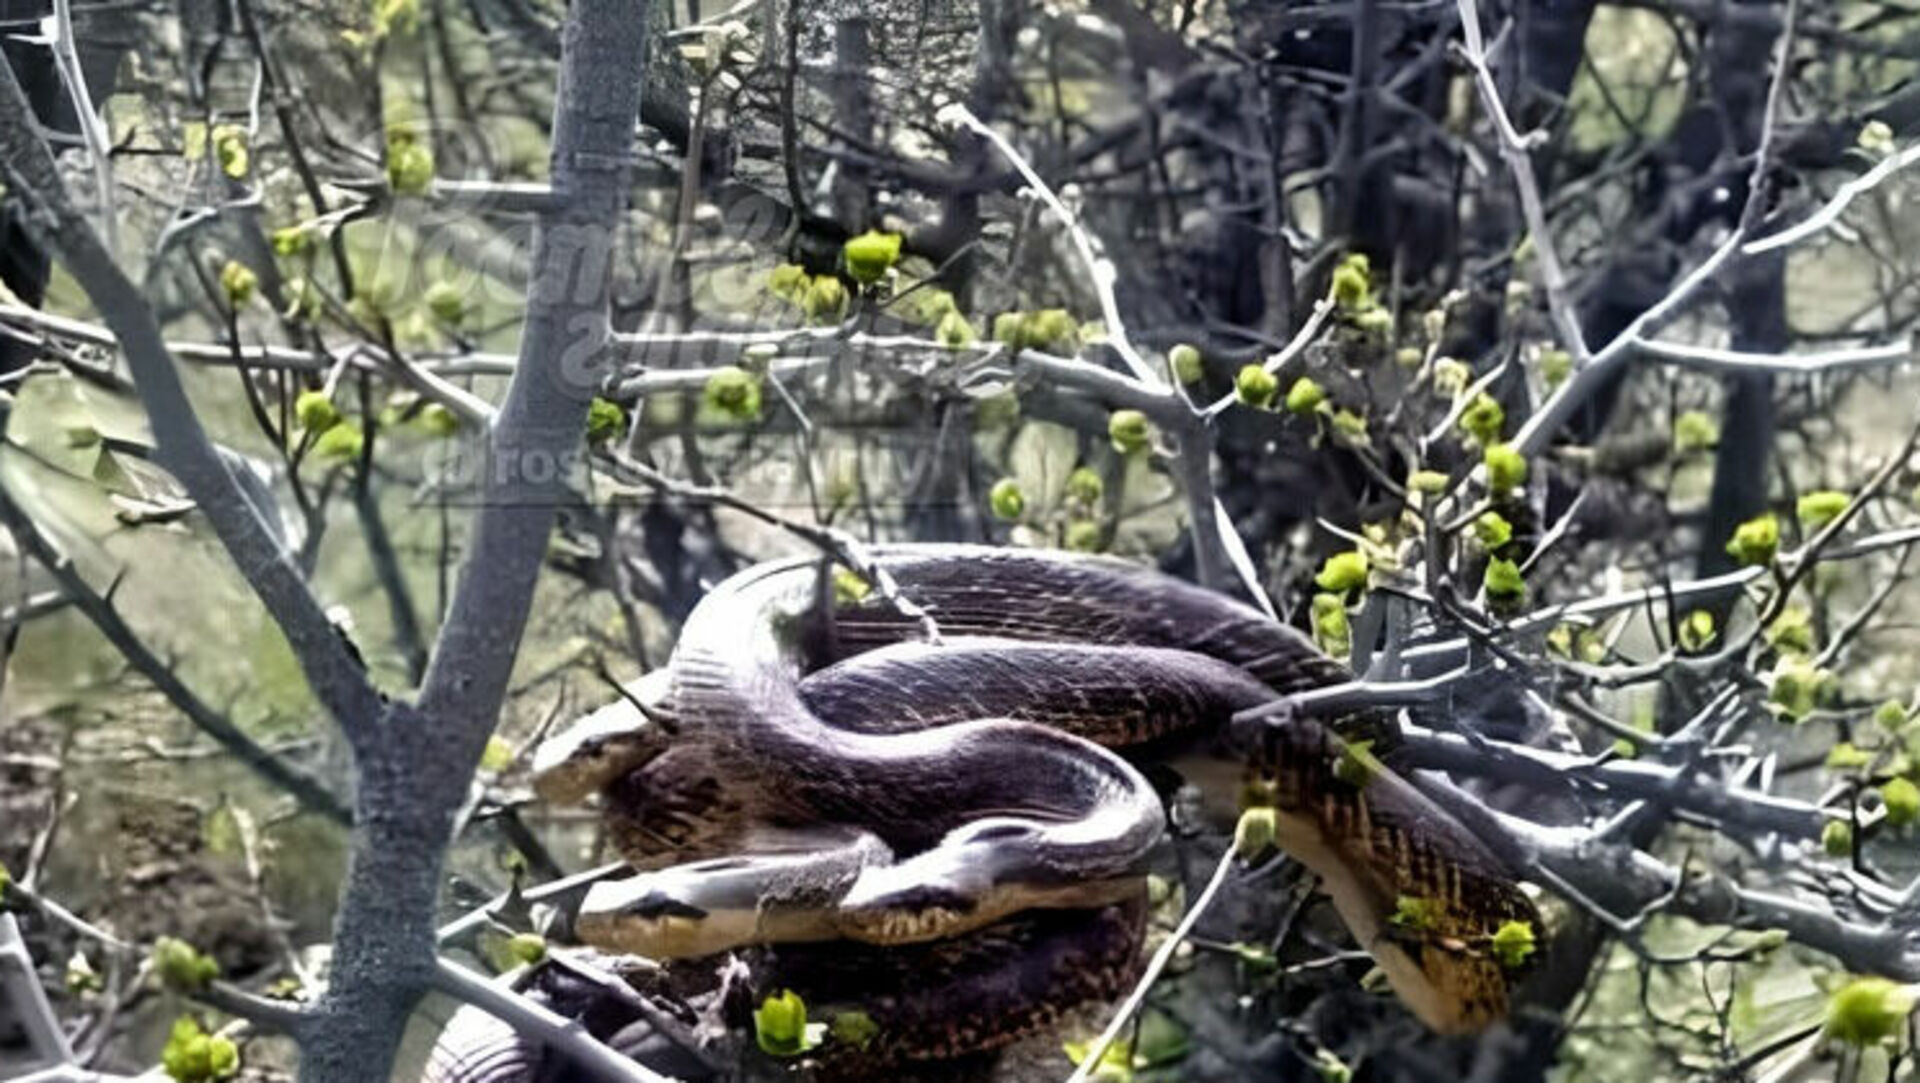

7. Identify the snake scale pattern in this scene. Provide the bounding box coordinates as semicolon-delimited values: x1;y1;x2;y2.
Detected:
428;545;1539;1079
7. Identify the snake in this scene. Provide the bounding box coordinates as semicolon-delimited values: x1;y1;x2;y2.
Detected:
431;545;1538;1078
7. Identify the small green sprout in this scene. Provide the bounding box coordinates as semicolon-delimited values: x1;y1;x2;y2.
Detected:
479;736;514;773
842;230;902;285
1483;443;1527;496
1314;550;1369;593
1108;410;1152;455
1284;377;1326;416
1473;511;1512;551
1678;609;1716;653
1726;513;1780;567
1823;819;1855;858
1824;976;1915;1047
504;933;546;966
1483;557;1525;601
1066;467;1104;506
988;478;1025;521
1858;119;1896;159
1881;777;1920;828
1489;920;1536;969
386;134;434;194
829;1010;879;1050
1673;410;1719;455
935;310;975;348
418;402;460;437
1330;253;1373;312
295;390;339;434
586;397;627;443
425;280;466;325
1311;593;1350;658
1767;606;1815;655
1064;520;1102;553
270;225;313;257
1408;470;1448;495
1169;343;1204;384
1234;806;1278;860
754;989;826;1057
1333;739;1383;788
1538;348;1573;388
1798;490;1851;531
1390;895;1440;931
768;263;810;302
219;260;256;307
162;1017;239;1082
703;365;763;421
212;126;248;179
312;422;364;461
1235;364;1278;409
1769;656;1829;722
152;938;220;993
1459;394;1505;445
1875;700;1912;732
801;276;848;323
1825;743;1871;770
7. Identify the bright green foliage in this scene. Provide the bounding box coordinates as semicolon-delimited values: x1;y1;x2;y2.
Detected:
832;567;872;605
802;277;848;323
295;390;339;434
829;1010;879;1050
1826;743;1871;770
1395;346;1423;369
1769;656;1829;721
1169;343;1204;384
1490;920;1536;969
1824;977;1915;1047
386;134;434;194
1107;410;1151;455
1235;364;1278;409
1460;394;1505;445
1473;512;1512;550
1673;410;1719;454
988;478;1025;521
1408;470;1448;495
162;1017;239;1082
1538;348;1573;388
586;397;627;443
1284;377;1326;415
425;280;466;325
1234;806;1278;859
1798;490;1851;530
212;126;248;179
1432;358;1470;397
1483;443;1527;495
504;933;546;966
219;260;256;307
703;366;763;421
1483;557;1525;600
1066;467;1104;506
312;422;364;461
1315;550;1369;593
1768;606;1815;654
1330;253;1373;312
1311;593;1350;658
1390;895;1440;930
1351;308;1392;337
993;309;1079;352
935;310;975;348
768;263;810;302
1823;819;1855;857
1875;700;1912;732
1726;513;1780;566
479;736;514;773
1678;609;1716;653
418;403;459;436
1330;409;1369;446
271;225;313;257
842;230;902;285
1064;520;1102;552
754;989;825;1057
1882;777;1920;827
1610;738;1638;759
1313;1049;1354;1083
1333;739;1382;788
152;938;219;993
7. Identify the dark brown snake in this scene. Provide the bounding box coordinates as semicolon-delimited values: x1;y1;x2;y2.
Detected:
427;545;1538;1079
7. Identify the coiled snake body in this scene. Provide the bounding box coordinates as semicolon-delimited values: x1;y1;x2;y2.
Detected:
432;546;1537;1078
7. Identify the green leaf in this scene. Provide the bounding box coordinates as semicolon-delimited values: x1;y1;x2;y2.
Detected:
152;938;220;993
1390;895;1440;930
219;260;257;307
1824;977;1915;1047
295;390;339;434
1483;557;1525;601
702;366;763;421
1677;609;1716;653
1673;409;1719;454
1315;550;1369;593
1489;919;1536;969
479;736;514;773
1233;807;1277;859
829;1009;879;1050
1823;819;1855;857
586;397;627;443
842;230;903;285
1311;592;1350;658
754;990;825;1057
1284;376;1326;416
1234;365;1278;409
935;310;976;348
1168;343;1203;384
1472;511;1512;551
1483;443;1527;495
1726;513;1780;567
311;422;364;461
1107;410;1151;455
1797;490;1851;530
1459;394;1505;445
988;478;1025;521
1880;777;1920;828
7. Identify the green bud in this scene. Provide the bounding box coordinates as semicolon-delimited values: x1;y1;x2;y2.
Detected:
832;567;872;605
1169;343;1204;384
1234;806;1278;859
1460;394;1505;445
504;932;546;966
1769;656;1828;721
1394;346;1423;369
295;390;338;434
586;397;627;443
1330;253;1372;312
1333;739;1382;788
1824;976;1915;1047
1858;119;1896;159
1483;443;1527;495
270;225;313;257
219;260;256;307
1798;490;1851;531
162;1017;240;1082
1432;358;1471;398
1315;550;1369;593
801;276;848;323
1330;409;1369;446
1311;592;1350;657
479;736;513;773
1726;513;1780;567
1610;738;1638;759
418;402;459;436
935;309;976;349
768;263;810;302
0;860;10;902
1064;519;1101;552
988;478;1025;521
1673;410;1719;455
1108;409;1152;455
1882;777;1920;828
1027;309;1078;352
212;126;249;179
1768;605;1816;655
1409;470;1448;495
387;137;434;195
1284;377;1326;415
1473;512;1513;551
1065;467;1104;506
1678;609;1716;653
1351;307;1393;337
1538;348;1573;388
829;1010;879;1050
425;280;466;325
152;937;220;993
842;230;902;285
1823;819;1855;857
312;422;363;461
1235;364;1278;409
1875;700;1912;732
754;989;824;1057
1483;557;1525;601
1489;920;1536;969
1827;743;1872;770
703;365;763;421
